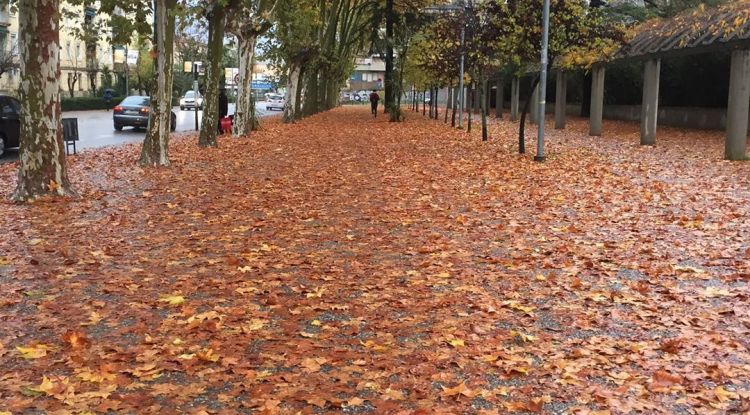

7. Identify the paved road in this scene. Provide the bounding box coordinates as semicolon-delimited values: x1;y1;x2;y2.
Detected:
0;101;280;164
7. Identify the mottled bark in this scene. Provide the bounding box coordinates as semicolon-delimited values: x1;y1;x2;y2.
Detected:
140;0;176;167
284;63;302;123
519;76;541;154
481;78;488;141
228;1;274;137
199;6;227;148
433;88;439;120
296;68;306;120
467;84;473;133
303;69;319;117
451;86;458;127
320;75;329;112
384;0;394;112
12;0;74;201
445;87;451;124
326;82;338;110
233;35;257;138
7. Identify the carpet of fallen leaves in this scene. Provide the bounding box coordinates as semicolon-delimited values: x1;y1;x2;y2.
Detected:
1;106;750;415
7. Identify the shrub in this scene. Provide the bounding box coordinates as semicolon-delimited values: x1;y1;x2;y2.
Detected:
61;96;121;111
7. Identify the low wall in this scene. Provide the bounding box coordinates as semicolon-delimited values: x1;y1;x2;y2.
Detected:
563;103;744;132
419;90;743;132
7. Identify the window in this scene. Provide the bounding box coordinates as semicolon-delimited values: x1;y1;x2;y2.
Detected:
1;98;20;115
0;100;15;116
8;98;20;113
121;96;150;106
0;27;7;54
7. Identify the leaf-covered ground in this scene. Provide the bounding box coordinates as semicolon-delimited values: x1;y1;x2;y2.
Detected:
1;107;749;414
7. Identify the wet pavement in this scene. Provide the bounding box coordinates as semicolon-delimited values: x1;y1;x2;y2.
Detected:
0;102;278;164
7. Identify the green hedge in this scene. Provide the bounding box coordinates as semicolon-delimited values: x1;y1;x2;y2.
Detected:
61;96;121;111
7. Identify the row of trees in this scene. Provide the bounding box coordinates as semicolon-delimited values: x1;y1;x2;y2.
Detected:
401;0;625;149
11;0;278;200
399;0;731;147
11;0;421;202
11;0;729;201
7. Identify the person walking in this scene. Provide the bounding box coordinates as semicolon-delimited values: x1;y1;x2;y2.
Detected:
218;88;229;133
103;89;113;112
369;90;380;117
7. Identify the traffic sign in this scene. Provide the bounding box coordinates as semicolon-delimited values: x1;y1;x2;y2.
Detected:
252;81;273;90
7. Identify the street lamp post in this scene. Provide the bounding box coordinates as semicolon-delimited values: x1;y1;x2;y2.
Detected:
535;0;550;162
124;46;129;96
193;63;200;131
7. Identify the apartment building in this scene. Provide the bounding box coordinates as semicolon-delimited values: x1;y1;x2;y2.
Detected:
0;3;114;96
348;55;385;91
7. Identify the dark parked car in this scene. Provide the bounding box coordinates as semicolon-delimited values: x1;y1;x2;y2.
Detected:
113;96;176;132
0;95;20;156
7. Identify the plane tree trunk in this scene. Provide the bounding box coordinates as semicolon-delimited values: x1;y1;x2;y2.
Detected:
284;62;303;123
228;3;273;137
199;5;227;148
233;34;257;137
12;0;74;201
139;0;176;167
303;68;319;117
384;0;395;112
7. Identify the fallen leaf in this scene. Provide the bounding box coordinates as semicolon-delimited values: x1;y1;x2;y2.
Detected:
62;330;90;350
447;338;465;348
346;397;364;406
705;287;732;297
510;330;536;343
16;344;50;359
159;294;186;306
715;385;739;402
306;397;326;408
80;311;103;326
441;382;475;398
651;370;682;392
29;376;56;394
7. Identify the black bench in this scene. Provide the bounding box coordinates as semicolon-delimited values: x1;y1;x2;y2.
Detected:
62;118;78;155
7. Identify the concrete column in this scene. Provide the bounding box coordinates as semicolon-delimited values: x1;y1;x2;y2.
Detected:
495;79;503;118
554;70;567;129
640;58;661;145
726;49;750;160
589;65;606;136
510;77;520;121
529;83;540;124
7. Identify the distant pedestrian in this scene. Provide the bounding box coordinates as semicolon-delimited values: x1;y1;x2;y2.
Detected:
103;89;114;112
218;88;228;133
369;90;380;117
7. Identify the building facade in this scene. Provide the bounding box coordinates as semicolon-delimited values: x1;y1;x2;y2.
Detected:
348;55;385;91
0;3;114;96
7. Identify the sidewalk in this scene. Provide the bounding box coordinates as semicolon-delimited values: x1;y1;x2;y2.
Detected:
0;107;749;413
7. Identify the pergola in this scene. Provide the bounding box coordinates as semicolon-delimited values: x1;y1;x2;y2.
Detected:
515;1;750;160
